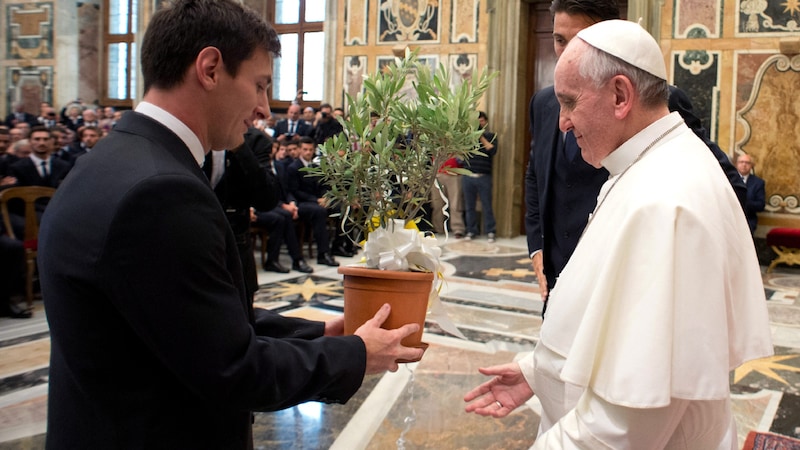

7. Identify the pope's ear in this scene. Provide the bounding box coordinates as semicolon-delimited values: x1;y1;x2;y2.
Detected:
195;46;224;90
611;75;635;119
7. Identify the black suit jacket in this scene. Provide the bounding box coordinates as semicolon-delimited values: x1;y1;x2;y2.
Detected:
274;118;312;140
287;158;324;203
744;174;766;233
39;112;366;449
4;111;38;128
207;134;278;299
7;157;71;188
525;85;747;288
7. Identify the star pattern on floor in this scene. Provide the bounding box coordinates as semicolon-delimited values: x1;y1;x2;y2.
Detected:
734;354;800;384
259;278;343;302
483;267;536;278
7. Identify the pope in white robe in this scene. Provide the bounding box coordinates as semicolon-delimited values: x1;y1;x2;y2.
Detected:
464;20;773;449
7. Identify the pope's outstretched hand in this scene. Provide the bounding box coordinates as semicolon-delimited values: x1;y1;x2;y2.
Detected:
464;362;534;418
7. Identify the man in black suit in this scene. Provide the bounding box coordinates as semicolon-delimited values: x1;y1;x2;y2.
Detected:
274;103;312;142
4;102;38;128
287;136;342;265
735;153;766;234
205;130;278;301
7;126;71;189
38;2;423;448
525;0;746;316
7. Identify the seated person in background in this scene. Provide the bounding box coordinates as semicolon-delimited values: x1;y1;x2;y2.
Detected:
0;235;29;319
735;153;765;234
287;136;339;266
7;126;72;189
67;125;101;158
274;104;312;142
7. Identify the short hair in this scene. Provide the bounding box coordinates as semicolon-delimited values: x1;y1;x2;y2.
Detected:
141;0;281;93
80;126;101;138
576;42;669;108
12;139;30;153
550;0;620;21
29;125;52;138
0;126;8;135
299;136;316;146
478;111;488;121
319;103;333;112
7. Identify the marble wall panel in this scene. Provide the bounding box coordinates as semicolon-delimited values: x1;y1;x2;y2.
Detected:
673;50;721;140
342;55;367;109
378;0;440;43
737;0;800;35
450;0;479;43
344;0;369;45
674;0;720;38
5;2;54;60
6;66;52;116
735;54;800;214
77;2;99;104
448;53;476;90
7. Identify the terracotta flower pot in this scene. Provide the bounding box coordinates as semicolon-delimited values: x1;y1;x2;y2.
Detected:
339;266;433;348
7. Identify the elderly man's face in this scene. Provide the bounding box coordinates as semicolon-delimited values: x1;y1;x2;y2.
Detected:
736;155;754;176
9;128;24;142
287;105;301;121
554;40;618;168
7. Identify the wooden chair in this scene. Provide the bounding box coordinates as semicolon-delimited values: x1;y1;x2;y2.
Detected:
250;224;270;267
0;186;56;309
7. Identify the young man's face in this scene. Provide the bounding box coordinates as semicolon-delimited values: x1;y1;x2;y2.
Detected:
552;12;597;58
30;131;54;158
82;129;101;148
210;48;272;151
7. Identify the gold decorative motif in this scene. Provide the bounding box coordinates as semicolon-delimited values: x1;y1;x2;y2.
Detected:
734;354;800;384
259;278;343;302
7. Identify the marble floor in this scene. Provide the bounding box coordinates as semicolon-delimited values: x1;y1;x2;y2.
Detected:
1;235;799;449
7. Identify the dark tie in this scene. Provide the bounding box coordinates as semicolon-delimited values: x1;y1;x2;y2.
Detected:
290;121;296;134
564;131;579;161
202;155;213;181
41;161;50;182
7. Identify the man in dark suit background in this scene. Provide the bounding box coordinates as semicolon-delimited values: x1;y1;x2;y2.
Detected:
4;102;39;128
524;0;746;316
735;153;766;234
38;2;423;448
274;103;312;142
6;126;71;190
204;129;278;301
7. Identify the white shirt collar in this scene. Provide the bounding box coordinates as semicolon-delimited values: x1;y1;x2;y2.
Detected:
135;101;205;166
30;154;50;165
602;112;683;177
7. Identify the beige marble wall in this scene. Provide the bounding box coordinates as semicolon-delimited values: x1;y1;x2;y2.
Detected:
662;0;800;230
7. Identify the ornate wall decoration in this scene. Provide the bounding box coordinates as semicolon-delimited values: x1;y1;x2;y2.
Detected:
735;54;800;214
378;0;440;43
375;55;438;101
674;0;721;38
345;0;369;45
448;53;476;89
450;0;479;43
6;2;53;60
7;66;53;113
673;49;721;139
737;0;800;35
343;56;367;109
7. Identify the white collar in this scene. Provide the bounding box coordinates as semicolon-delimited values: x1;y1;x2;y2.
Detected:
602;112;683;176
135;101;205;166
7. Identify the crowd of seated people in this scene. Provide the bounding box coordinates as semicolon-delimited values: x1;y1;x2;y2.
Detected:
1;101;117;318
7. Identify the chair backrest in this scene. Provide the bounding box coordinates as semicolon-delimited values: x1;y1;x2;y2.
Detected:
0;186;56;242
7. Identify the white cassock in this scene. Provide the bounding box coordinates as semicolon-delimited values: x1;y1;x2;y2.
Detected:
519;112;773;449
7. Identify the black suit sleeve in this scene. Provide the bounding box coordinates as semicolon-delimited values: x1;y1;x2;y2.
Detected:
102;176;365;411
668;86;747;212
525;92;544;255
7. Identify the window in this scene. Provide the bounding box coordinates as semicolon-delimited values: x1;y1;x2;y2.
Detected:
102;0;138;107
269;0;326;110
